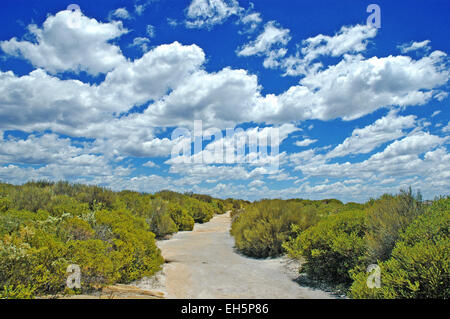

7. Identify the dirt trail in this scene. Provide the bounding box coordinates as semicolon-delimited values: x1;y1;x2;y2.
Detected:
135;212;335;299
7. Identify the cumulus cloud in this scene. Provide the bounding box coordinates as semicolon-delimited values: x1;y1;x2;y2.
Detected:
326;111;416;158
285;132;450;201
0;10;127;75
0;133;83;165
142;67;261;129
185;0;242;29
238;12;262;33
237;21;291;67
282;24;377;76
256;51;449;122
292;132;448;183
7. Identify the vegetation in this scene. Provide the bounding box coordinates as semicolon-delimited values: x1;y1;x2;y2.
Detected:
230;199;347;257
0;181;228;298
284;210;367;287
349;198;449;298
231;189;449;299
231;198;363;258
1;180;447;299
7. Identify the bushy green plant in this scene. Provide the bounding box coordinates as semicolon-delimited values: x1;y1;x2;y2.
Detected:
285;210;367;286
349;198;449;299
364;188;424;263
231;200;321;258
168;203;194;231
94;209;164;282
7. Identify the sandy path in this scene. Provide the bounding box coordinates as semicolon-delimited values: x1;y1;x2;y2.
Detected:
136;212;335;299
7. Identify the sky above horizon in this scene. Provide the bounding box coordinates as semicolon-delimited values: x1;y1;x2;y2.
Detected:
0;0;449;202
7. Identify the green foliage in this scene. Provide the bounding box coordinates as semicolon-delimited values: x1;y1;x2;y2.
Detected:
0;181;223;298
8;185;52;213
349;198;449;299
0;284;36;299
231;200;323;258
168;203;194;231
364;188;424;263
94;209;164;282
147;199;179;238
285;210;367;286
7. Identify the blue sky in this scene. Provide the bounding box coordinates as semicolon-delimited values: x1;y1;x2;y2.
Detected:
0;0;449;202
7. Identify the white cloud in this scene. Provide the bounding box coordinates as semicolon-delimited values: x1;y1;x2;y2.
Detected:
326;111;416;158
130;37;150;52
294;138;317;147
237;21;291;62
281;24;377;76
431;110;441;117
1;38;447;147
167;164;259;185
399;40;431;54
239;12;262;33
166;124;297;165
135;4;149;16
293;131;448;181
0;41;206;139
0;69;105;133
369;132;445;160
110;8;131;20
99;41;205;111
185;0;242;29
249;179;264;187
142;67;260;129
143;160;159;168
0;10;127;75
0;133;83;165
256;51;449;122
146;24;156;38
167;18;178;27
240;12;261;25
1;9;449;202
287;132;450;201
0;133;122;185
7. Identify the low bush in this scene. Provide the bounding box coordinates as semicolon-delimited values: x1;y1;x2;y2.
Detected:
349;197;449;299
284;210;367;286
231;200;322;258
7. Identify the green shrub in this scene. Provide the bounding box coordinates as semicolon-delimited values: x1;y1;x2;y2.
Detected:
185;198;215;223
95;209;164;282
364;188;424;263
285;210;367;286
67;239;116;287
168;203;194;231
231;200;321;258
349;198;449;299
